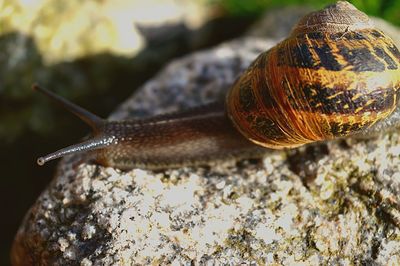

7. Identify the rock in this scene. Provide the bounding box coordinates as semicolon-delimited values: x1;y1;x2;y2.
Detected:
12;7;400;266
247;5;312;39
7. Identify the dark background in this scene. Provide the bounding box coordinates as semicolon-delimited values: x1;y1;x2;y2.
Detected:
1;0;399;264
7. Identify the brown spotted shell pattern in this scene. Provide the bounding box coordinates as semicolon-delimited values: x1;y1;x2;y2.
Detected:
226;1;400;149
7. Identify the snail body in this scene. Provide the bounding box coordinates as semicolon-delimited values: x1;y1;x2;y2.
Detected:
35;1;400;170
34;89;264;169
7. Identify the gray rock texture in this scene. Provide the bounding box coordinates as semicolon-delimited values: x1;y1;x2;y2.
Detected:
12;7;400;266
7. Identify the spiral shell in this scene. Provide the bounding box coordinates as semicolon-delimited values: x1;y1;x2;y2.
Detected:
226;1;400;149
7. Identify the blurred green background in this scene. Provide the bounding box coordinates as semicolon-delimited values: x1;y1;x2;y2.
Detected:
1;0;399;264
216;0;400;25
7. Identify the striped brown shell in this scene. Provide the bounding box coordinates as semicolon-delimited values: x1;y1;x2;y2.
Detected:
226;1;400;149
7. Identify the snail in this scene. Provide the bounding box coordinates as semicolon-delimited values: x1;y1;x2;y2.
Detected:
34;1;400;170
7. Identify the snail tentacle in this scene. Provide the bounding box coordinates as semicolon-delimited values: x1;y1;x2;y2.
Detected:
32;84;104;131
37;135;115;166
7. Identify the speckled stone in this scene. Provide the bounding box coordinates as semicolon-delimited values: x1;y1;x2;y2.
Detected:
12;8;400;266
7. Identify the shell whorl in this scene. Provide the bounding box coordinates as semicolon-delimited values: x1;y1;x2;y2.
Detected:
291;1;374;35
226;1;400;149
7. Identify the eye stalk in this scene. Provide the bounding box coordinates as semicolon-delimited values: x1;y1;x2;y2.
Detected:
33;84;111;166
32;84;103;129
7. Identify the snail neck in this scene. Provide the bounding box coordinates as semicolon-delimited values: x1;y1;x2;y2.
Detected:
291;1;374;35
96;102;265;170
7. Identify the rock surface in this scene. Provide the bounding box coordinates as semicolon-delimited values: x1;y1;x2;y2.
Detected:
12;7;400;265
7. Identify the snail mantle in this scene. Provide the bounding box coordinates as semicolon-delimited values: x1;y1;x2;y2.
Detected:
12;3;400;265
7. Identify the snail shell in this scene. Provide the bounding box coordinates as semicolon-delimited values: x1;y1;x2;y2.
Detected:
226;1;400;149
